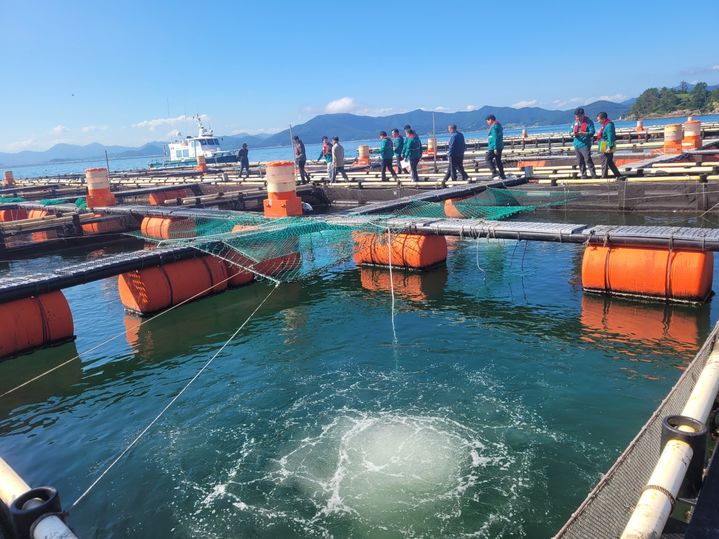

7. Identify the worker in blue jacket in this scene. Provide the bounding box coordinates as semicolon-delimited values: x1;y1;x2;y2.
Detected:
596;112;622;178
379;131;398;181
572;107;597;178
443;124;468;181
486;115;506;179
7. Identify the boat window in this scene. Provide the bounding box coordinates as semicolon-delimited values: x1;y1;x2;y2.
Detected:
182;149;189;158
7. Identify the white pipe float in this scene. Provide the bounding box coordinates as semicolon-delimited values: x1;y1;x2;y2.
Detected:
0;457;78;539
621;348;719;538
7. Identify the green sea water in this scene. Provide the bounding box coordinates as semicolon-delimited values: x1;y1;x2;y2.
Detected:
0;214;716;538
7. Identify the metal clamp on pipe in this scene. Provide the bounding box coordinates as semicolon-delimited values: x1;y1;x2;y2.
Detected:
660;415;708;500
8;487;65;539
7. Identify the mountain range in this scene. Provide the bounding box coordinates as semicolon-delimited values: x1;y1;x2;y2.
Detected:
0;100;630;167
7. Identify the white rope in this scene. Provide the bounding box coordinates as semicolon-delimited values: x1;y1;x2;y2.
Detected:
0;259;245;401
69;282;279;511
386;226;398;343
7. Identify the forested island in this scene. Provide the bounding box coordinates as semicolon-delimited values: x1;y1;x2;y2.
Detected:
631;81;719;118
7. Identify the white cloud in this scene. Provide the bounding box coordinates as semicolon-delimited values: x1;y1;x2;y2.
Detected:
552;94;629;109
464;104;479;111
166;129;182;139
81;125;108;133
52;124;68;134
433;106;449;112
325;97;356;114
711;65;719;71
512;100;538;108
132;114;208;130
8;138;38;150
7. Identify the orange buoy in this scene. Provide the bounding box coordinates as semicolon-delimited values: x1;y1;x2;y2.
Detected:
3;171;15;186
663;124;683;154
263;160;303;218
635;120;645;132
148;189;191;206
353;232;447;270
0;208;28;222
581;245;713;302
26;209;58;242
682;120;702;151
118;256;228;314
140;216;195;240
197;154;208;173
85;168;116;208
0;291;74;359
356;145;371;166
81;214;128;234
426;137;437;156
444;197;472;218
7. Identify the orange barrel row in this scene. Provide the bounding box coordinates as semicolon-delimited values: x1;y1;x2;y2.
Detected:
0;291;74;359
263;160;302;218
3;170;15;186
85;167;116;208
0;208;28;221
140;216;195;240
148;189;191;206
581;245;713;302
119;257;228;314
353;232;448;270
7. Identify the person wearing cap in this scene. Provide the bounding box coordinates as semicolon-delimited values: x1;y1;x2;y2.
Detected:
485;115;506;179
596;112;622;178
572;107;597;178
293;135;309;183
379;131;398;181
392;128;405;174
237;143;250;178
330;136;350;182
443;124;469;181
402;128;422;182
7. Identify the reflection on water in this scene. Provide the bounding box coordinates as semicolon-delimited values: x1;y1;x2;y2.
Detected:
359;265;448;303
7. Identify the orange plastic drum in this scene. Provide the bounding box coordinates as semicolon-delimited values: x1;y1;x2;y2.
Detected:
0;208;28;222
140;217;195;240
581;245;713;302
353;232;447;270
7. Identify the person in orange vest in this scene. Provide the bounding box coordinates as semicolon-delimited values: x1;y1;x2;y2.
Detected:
316;136;333;180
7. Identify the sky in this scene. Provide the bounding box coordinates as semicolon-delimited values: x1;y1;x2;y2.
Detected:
1;0;718;152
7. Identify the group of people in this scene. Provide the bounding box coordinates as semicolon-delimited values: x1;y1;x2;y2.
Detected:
572;107;622;179
243;108;622;183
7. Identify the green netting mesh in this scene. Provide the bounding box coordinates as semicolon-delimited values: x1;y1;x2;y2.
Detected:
137;188;573;284
0;197;25;203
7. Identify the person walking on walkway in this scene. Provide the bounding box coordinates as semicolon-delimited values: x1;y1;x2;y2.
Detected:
330;136;350;182
392;128;405;174
572;107;597;178
402;129;422;182
485;115;506;179
317;136;333;180
379;131;398;181
443;124;469;181
596;112;622;178
237;143;250;178
293;135;310;183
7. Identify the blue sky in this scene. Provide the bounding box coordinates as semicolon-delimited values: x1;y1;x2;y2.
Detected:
2;0;717;152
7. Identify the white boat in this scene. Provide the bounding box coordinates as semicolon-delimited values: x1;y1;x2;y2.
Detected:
151;116;239;168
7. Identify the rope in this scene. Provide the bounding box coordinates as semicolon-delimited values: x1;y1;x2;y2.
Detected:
0;258;245;401
386;226;398;344
69;282;279;511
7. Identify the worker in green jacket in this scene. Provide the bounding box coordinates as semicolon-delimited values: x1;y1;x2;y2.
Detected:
379;131;397;181
572;107;597;178
596;112;622;178
486;114;506;179
402;129;422;181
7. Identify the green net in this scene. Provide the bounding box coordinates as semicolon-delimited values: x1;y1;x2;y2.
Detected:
136;187;574;284
0;197;25;203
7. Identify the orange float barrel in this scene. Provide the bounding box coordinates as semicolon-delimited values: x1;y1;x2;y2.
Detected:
426;137;437;156
81;213;128;234
85;168;116;208
581;245;713;302
0;208;28;222
140;216;195;240
682;119;702;151
635;120;645;132
196;154;208;172
3;171;15;186
0;291;74;359
663;124;683;154
118;256;228;315
26;209;57;241
263;160;302;218
521;128;528;139
353;232;447;270
357;145;370;166
148;189;191;206
444;197;471;218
